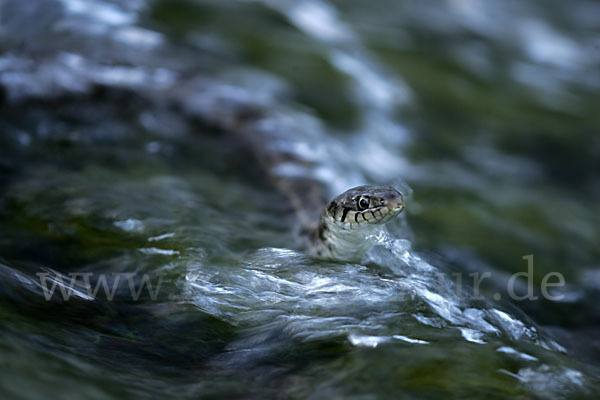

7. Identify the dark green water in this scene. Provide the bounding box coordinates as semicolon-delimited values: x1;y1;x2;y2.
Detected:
1;0;599;398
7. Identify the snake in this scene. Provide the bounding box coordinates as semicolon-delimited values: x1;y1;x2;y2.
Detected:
0;15;406;264
309;185;405;262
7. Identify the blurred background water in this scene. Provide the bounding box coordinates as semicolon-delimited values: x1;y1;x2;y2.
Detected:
1;0;599;398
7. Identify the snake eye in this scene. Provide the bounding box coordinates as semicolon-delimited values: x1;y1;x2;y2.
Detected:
357;196;370;210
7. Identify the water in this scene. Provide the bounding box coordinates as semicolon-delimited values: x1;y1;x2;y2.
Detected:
1;0;600;398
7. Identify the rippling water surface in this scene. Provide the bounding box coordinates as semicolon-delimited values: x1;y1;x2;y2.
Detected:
1;0;599;398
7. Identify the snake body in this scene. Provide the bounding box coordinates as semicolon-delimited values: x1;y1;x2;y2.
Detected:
0;14;405;264
310;185;405;261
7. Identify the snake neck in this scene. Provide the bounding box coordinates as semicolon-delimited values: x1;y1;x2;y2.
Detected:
309;212;383;262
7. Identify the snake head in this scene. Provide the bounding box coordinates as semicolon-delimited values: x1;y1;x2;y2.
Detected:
325;185;405;226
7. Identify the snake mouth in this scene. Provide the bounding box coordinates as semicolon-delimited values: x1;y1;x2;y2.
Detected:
390;201;405;214
370;193;405;224
369;203;404;224
358;199;405;225
382;191;405;216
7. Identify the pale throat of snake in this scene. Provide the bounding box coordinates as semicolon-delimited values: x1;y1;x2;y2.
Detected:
310;185;405;262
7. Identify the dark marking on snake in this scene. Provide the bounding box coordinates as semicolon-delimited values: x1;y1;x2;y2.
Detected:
327;201;337;216
318;222;328;242
341;207;350;223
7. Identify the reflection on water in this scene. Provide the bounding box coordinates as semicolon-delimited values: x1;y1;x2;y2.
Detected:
1;0;600;398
